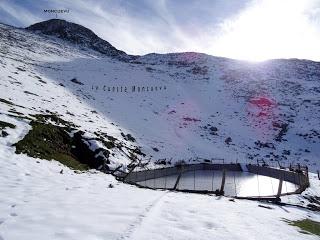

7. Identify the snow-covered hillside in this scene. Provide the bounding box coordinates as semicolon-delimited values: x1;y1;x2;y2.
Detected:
1;19;320;240
0;19;319;171
0;151;319;240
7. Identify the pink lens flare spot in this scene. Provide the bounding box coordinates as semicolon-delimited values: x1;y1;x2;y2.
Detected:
246;95;279;140
249;97;276;107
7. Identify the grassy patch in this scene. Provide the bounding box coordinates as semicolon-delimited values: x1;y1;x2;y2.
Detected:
284;218;320;236
7;114;33;121
50;152;89;170
23;91;39;96
70;78;84;85
0;98;14;106
121;132;136;142
14;114;141;171
8;109;24;115
0;120;16;129
14;121;87;170
14;119;91;171
32;114;78;129
94;131;116;149
0;98;26;110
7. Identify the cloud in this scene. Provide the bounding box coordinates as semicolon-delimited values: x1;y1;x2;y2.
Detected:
211;0;320;61
0;0;319;61
0;0;41;26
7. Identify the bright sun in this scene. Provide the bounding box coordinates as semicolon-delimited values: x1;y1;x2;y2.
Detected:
211;0;320;61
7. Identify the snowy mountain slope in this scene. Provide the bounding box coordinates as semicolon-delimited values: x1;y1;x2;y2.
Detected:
0;152;319;240
1;19;320;240
26;19;131;60
0;23;145;169
0;19;319;172
0;146;319;240
0;117;319;239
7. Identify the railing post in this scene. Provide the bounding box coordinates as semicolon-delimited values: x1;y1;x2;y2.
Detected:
283;171;288;194
123;164;138;182
276;178;283;201
194;168;196;190
211;169;214;192
256;172;260;197
164;168;167;189
219;169;226;195
144;169;147;187
153;169;156;189
173;167;183;190
233;171;237;196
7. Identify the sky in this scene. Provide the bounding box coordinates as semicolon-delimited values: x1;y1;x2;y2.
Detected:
0;0;320;61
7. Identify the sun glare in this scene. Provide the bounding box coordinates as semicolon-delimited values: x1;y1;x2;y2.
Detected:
212;0;320;61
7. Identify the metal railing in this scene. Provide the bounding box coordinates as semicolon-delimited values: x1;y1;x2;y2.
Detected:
113;162;309;200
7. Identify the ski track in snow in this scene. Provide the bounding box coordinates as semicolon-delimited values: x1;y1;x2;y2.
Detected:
117;192;168;240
